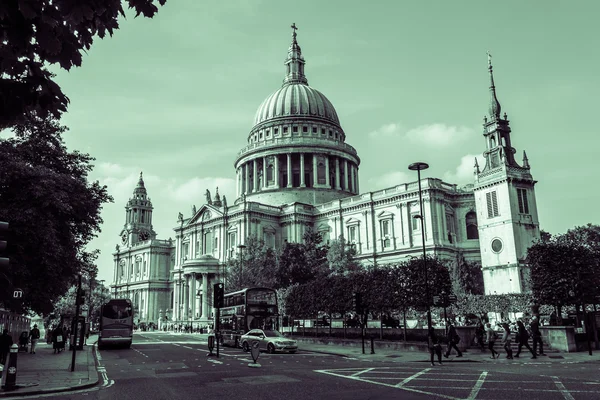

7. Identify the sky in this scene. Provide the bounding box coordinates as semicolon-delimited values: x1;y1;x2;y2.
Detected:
50;0;599;286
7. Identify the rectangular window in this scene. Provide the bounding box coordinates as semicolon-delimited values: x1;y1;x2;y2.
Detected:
517;188;529;214
411;213;420;231
348;226;357;242
274;128;278;135
293;126;298;133
312;127;317;133
303;126;308;133
321;128;325;135
486;191;499;218
283;127;288;133
382;220;390;235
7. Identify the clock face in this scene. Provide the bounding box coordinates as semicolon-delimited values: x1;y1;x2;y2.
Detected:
139;231;149;241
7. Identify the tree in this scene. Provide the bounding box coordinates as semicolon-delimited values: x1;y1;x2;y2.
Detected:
224;236;278;291
0;117;113;314
0;0;167;129
326;236;361;275
277;230;329;287
527;235;599;311
449;254;484;296
401;256;453;308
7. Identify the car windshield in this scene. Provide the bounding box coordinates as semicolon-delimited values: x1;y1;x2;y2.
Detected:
263;330;284;338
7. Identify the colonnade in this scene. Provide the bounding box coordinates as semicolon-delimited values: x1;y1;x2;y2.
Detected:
172;272;213;322
237;153;359;196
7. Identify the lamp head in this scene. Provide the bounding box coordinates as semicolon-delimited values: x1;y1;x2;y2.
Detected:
408;162;429;171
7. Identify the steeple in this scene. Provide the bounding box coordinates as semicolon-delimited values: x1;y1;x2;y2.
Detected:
474;157;480;174
487;52;502;120
213;187;223;207
133;171;147;199
120;171;156;246
283;23;308;86
523;150;530;169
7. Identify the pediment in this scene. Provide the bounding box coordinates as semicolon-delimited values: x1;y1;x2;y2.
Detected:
187;204;224;225
317;223;331;232
345;217;361;225
377;210;395;219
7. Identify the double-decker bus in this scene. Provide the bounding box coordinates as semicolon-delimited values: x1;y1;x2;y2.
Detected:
98;299;134;349
218;287;279;347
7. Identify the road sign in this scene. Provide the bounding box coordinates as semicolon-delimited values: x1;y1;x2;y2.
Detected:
12;288;23;299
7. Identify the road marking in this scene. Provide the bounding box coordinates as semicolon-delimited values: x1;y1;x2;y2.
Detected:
207;358;223;365
552;376;575;400
395;368;431;388
351;368;374;377
467;371;488;400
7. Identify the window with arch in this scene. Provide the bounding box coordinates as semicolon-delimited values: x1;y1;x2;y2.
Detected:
317;159;326;184
466;211;479;240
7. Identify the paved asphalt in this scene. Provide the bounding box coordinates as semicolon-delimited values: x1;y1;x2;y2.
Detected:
2;331;600;399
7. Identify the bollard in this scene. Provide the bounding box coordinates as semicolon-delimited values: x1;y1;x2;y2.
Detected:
3;344;18;391
370;336;375;354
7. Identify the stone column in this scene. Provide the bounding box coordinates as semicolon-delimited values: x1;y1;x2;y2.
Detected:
274;155;280;188
244;163;250;194
253;159;258;192
300;153;305;187
262;156;267;189
325;156;330;188
237;168;241;198
350;163;355;193
286;153;292;188
356;166;360;193
202;273;209;319
335;157;341;190
344;159;350;191
312;154;318;187
190;273;197;319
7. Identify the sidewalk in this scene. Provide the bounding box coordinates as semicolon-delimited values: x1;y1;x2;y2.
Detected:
0;335;99;397
294;337;600;364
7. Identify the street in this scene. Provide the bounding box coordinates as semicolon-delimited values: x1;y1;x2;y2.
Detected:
22;332;600;400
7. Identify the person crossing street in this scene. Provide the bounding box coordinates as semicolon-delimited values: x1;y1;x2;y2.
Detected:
29;324;40;354
443;322;463;358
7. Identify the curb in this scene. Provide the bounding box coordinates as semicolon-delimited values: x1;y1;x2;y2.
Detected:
0;341;101;398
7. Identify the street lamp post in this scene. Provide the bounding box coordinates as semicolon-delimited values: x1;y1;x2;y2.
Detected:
408;161;432;333
237;244;246;289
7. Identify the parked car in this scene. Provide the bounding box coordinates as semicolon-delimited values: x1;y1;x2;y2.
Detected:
240;329;298;354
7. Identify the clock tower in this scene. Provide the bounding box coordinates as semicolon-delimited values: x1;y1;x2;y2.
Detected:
473;54;541;294
120;172;157;247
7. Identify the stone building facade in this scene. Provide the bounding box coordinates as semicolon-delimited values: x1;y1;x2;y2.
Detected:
112;27;540;325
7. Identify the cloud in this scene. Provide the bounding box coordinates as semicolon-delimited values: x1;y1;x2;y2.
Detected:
442;154;483;184
369;171;413;189
368;123;404;138
405;123;472;146
168;177;236;204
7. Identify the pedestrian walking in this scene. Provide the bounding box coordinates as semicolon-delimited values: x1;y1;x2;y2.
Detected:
427;327;443;366
530;316;546;356
29;324;40;354
0;329;14;365
475;321;486;352
443;323;463;358
52;325;63;354
514;320;536;359
485;323;499;359
500;322;513;359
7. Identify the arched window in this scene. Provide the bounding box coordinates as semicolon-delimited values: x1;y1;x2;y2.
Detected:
317;161;326;184
466;211;479;240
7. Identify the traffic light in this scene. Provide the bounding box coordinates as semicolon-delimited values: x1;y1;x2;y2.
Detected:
0;221;9;268
352;292;362;313
213;283;224;308
77;289;86;306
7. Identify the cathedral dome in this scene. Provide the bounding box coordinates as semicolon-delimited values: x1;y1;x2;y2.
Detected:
253;84;340;127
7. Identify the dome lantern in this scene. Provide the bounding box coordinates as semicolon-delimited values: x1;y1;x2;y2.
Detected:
283;23;308;86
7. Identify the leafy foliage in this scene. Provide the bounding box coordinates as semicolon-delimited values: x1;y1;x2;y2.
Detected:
0;0;167;129
0;117;113;313
449;255;484;295
527;234;599;307
225;235;278;291
277;230;329;287
326;236;361;275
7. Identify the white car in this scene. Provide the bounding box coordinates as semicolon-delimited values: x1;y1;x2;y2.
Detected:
240;329;298;354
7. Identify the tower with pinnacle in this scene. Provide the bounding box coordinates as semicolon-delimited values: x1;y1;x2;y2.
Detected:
474;53;541;294
120;172;157;247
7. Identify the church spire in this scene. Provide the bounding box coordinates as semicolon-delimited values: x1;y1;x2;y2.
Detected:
487;52;502;120
523;150;530;169
283;23;308;86
133;171;147;197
